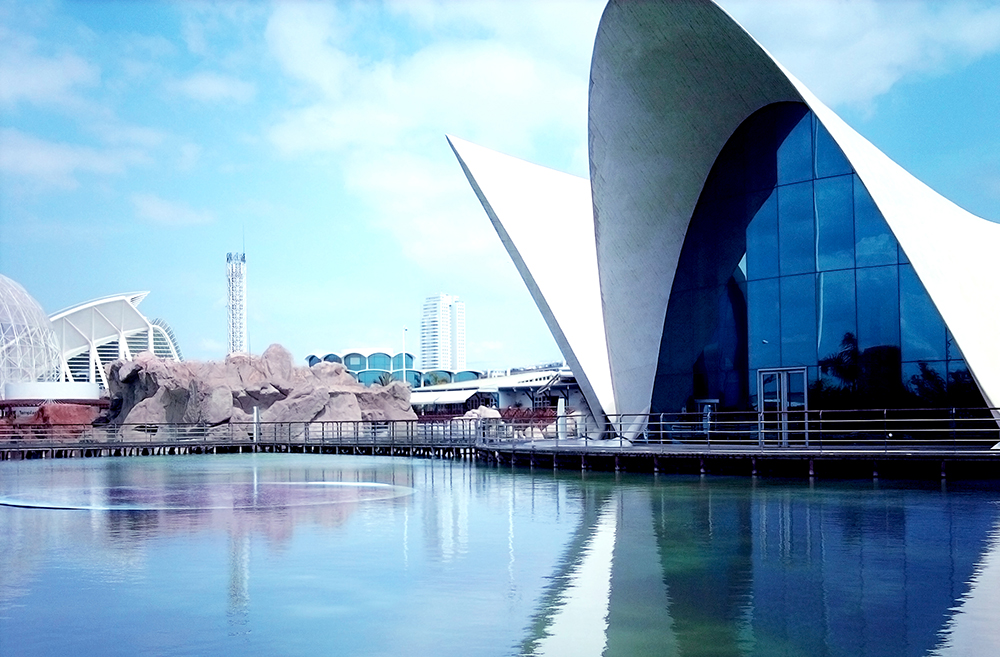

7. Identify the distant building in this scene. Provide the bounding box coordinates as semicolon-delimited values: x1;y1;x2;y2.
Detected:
50;291;183;390
226;252;247;354
0;274;182;400
420;293;465;371
303;349;482;388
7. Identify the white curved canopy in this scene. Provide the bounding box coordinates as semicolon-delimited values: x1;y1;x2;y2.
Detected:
50;292;181;388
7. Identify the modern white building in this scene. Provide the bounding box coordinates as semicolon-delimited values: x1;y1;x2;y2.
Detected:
420;293;466;371
1;274;183;400
449;0;1000;435
50;292;183;390
227;252;247;354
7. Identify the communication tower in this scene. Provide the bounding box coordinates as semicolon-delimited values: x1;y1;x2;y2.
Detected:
226;252;247;354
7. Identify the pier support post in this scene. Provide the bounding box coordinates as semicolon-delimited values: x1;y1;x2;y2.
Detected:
808;459;814;478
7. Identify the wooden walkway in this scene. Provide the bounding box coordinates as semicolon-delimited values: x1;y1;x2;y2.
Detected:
3;431;1000;479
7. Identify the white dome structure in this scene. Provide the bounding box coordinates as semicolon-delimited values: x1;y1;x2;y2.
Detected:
0;275;61;399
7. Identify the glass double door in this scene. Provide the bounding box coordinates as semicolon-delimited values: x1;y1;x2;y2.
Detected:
758;368;808;447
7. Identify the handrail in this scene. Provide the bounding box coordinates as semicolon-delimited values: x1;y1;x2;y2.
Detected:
1;407;997;456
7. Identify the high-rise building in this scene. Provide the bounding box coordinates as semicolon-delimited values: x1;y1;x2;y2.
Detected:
226;252;247;354
420;293;465;371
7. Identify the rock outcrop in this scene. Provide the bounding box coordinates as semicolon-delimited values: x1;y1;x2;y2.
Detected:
103;344;417;431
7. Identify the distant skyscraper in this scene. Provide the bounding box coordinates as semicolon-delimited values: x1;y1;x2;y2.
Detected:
227;252;247;354
420;293;465;371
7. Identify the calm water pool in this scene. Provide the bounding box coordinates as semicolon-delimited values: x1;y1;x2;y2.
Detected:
1;454;998;656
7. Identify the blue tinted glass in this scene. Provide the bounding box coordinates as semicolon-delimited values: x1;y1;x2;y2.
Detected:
306;355;321;367
344;354;365;371
369;353;391;370
904;361;947;404
947;360;984;406
746;191;778;280
780;274;817;366
817;269;856;363
856;265;899;351
748;278;781;371
898;247;909;264
778;181;815;276
358;370;385;386
405;371;422;387
777;113;812;185
899;265;946;362
815;175;854;271
946;329;965;362
323;354;342;364
854;176;898;267
814;120;852;178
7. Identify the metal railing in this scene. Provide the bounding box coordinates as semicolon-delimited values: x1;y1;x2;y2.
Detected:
1;406;998;455
0;418;489;450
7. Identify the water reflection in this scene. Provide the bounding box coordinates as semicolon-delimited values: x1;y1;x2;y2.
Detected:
526;479;1000;657
1;456;999;657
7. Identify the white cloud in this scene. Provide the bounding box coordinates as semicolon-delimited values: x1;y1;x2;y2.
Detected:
169;72;255;103
722;0;1000;107
0;128;147;189
0;34;99;107
132;193;214;226
263;2;598;268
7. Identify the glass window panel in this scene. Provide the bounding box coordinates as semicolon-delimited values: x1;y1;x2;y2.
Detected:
899;264;946;362
814;119;852;178
946;329;965;362
748;278;781;371
898;246;909;264
777;112;813;185
780;274;817;367
778;181;815;276
368;353;391;370
856;265;899;352
817;269;857;365
815;175;855;271
947;360;985;407
903;361;947;406
344;353;366;371
854;176;898;267
745;190;778;280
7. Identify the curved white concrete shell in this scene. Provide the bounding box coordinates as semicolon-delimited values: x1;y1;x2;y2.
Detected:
452;0;1000;421
447;135;615;417
589;0;1000;416
50;292;182;389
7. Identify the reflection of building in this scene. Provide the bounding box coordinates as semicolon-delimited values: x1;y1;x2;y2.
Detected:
420;293;465;371
449;0;1000;426
521;481;998;657
226;252;247;354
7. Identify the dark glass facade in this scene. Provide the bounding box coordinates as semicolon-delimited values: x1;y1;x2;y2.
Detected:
651;103;985;413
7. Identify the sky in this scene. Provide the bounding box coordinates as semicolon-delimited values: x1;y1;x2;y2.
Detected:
2;0;1000;371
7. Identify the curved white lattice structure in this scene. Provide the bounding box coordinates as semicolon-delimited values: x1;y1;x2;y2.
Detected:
50;292;183;389
0;275;61;399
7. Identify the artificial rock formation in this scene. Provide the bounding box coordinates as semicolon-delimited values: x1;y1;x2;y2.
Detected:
104;344;416;428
